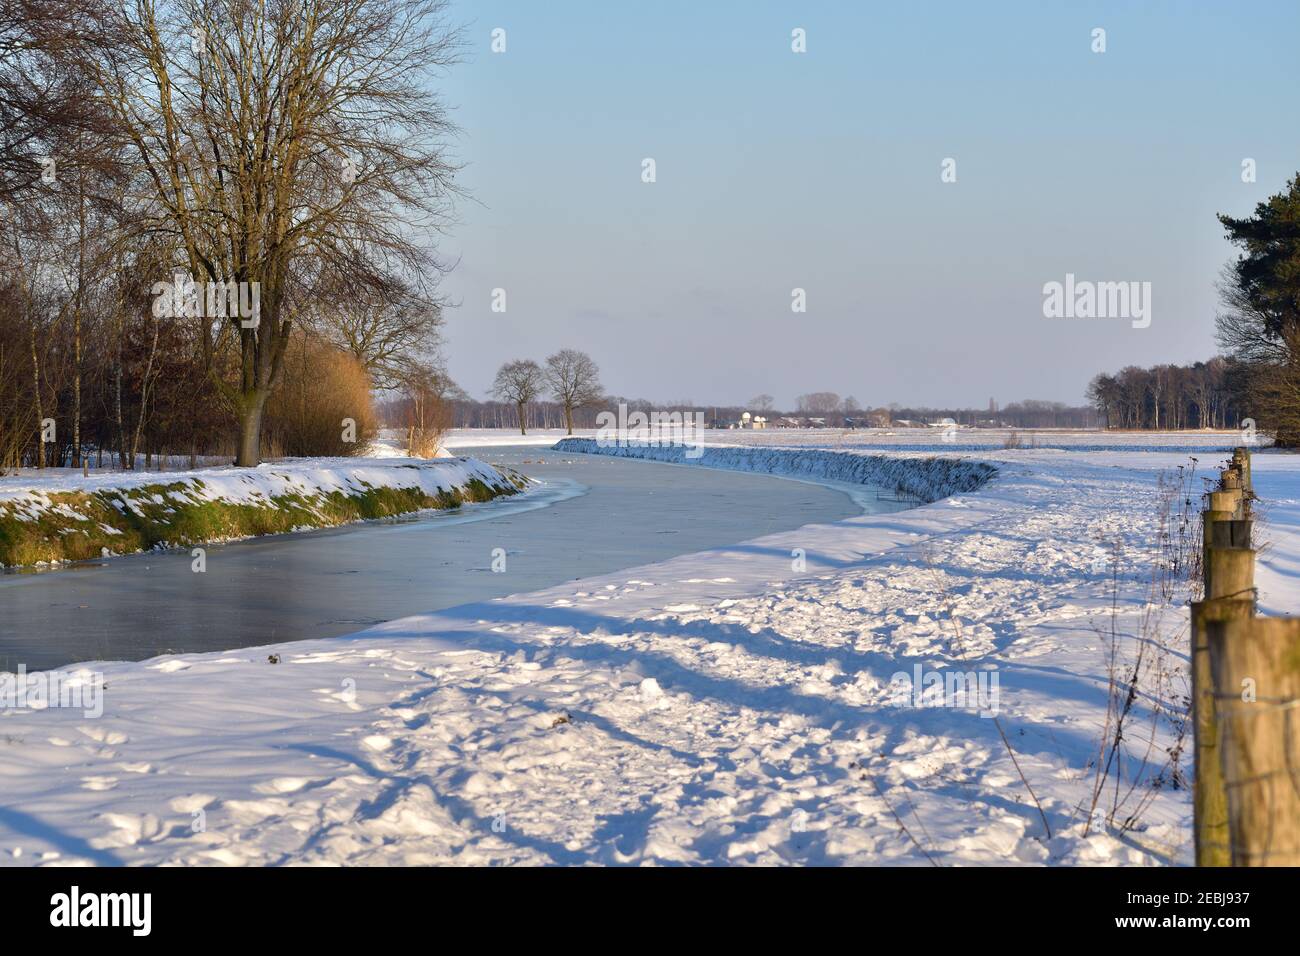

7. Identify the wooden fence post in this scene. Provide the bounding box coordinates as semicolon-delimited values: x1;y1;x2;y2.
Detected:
1208;488;1242;520
1194;443;1300;866
1191;596;1254;866
1203;507;1235;597
1192;448;1258;867
1194;533;1255;867
1232;446;1252;493
1209;519;1252;550
1207;616;1300;865
1206;546;1255;603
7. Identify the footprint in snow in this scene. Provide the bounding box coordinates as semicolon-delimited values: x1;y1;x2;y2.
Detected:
91;812;164;848
77;724;128;746
149;659;191;673
253;777;314;795
169;794;217;813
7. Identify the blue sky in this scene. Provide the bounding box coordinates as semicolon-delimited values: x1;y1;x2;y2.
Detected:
431;0;1300;409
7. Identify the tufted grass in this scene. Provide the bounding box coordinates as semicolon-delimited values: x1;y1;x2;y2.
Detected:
0;472;523;568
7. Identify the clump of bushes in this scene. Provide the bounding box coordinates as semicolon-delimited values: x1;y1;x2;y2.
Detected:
262;333;378;458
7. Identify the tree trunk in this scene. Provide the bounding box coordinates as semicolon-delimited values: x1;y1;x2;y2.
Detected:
115;319;126;469
130;316;161;468
517;401;527;435
72;309;81;468
236;397;266;467
564;405;574;435
73;168;85;469
30;326;43;469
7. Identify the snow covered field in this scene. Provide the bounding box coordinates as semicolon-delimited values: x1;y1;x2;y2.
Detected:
0;431;1293;866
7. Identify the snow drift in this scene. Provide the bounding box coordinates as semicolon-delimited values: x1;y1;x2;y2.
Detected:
552;438;996;502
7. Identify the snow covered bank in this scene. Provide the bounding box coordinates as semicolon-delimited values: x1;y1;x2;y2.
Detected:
0;457;526;568
444;428;596;450
553;438;997;503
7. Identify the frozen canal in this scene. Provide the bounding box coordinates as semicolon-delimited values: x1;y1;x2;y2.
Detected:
0;445;911;670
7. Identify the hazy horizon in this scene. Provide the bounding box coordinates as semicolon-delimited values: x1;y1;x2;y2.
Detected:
432;0;1300;410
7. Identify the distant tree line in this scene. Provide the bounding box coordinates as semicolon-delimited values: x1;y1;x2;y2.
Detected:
1086;359;1246;430
446;396;750;431
885;400;1098;429
435;379;1101;431
771;394;1099;429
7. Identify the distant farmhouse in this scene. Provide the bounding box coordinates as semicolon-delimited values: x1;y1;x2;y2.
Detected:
842;411;892;429
715;411;768;430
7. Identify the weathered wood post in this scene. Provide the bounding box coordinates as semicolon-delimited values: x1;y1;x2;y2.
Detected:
1192;535;1256;867
1206;545;1254;602
1203;504;1234;582
1208;487;1242;522
1207;616;1300;865
1209;519;1252;550
1232;446;1252;494
1221;469;1245;515
1228;448;1254;520
1191;596;1254;866
1192;452;1257;866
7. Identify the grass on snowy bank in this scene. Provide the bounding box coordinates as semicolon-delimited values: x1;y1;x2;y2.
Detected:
0;462;526;568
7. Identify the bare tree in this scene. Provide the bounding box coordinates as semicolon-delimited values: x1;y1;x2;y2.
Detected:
312;276;445;391
491;359;543;435
399;360;451;457
0;1;112;205
545;349;603;435
2;1;124;471
749;393;774;413
1216;266;1289;367
1087;373;1121;428
796;391;841;417
77;0;463;465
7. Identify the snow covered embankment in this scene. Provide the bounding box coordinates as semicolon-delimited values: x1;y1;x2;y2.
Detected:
553;438;996;502
0;457;527;568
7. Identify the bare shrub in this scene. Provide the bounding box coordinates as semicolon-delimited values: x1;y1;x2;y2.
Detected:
262;334;377;458
1084;459;1200;836
402;363;452;458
